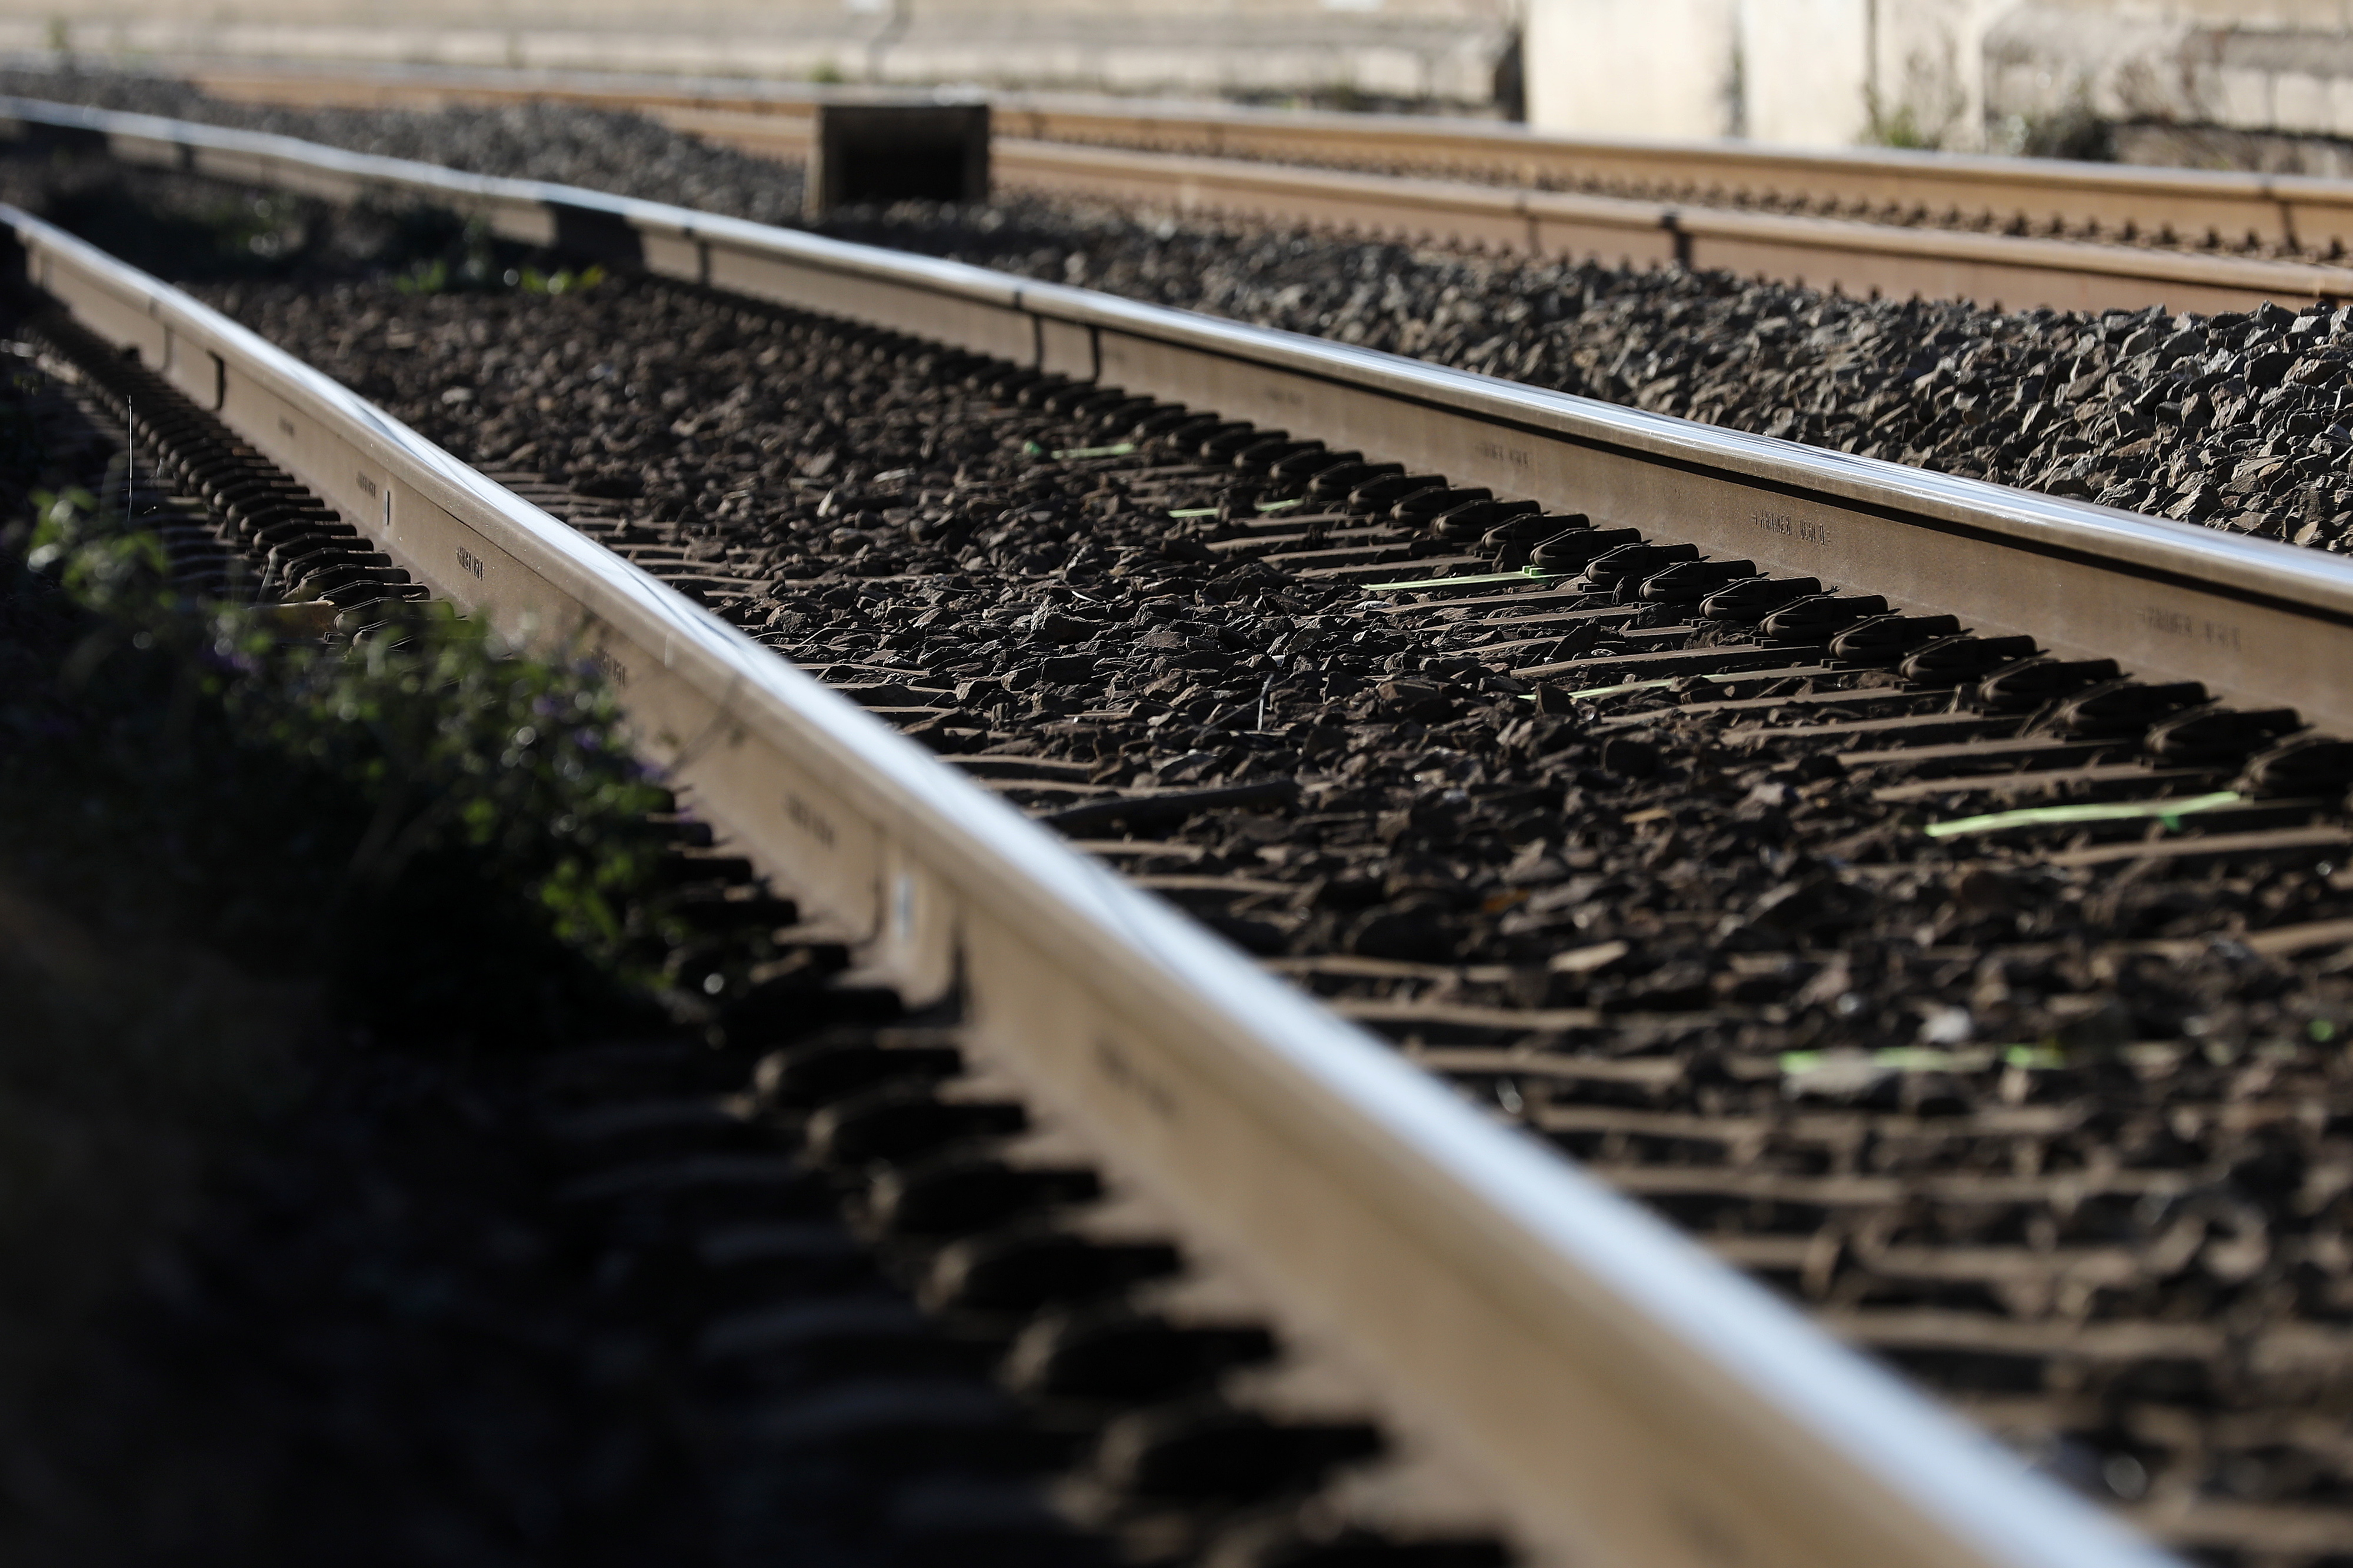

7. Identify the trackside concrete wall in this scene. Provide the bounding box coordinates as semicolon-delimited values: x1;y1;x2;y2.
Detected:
1527;0;1997;148
1530;0;2353;152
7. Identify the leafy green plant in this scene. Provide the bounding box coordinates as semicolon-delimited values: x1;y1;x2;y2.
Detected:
390;216;507;294
19;485;681;1016
516;262;607;296
394;256;451;295
1864;95;1938;151
0;428;728;1549
405;256;605;298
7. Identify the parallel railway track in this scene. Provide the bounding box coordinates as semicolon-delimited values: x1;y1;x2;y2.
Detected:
14;100;2353;1567
124;59;2353;313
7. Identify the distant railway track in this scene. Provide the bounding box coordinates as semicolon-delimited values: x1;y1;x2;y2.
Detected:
155;59;2353;314
17;99;2353;1567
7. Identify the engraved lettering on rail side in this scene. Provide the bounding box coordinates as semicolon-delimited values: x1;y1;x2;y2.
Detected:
355;471;379;500
1753;509;1829;546
1093;1036;1178;1122
2140;603;2241;653
785;792;838;852
1259;383;1305;411
588;643;629;689
1471;438;1532;471
455;545;486;581
277;415;296;440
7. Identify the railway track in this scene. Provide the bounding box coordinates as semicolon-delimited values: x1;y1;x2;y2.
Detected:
13;101;2353;1567
114;58;2353;314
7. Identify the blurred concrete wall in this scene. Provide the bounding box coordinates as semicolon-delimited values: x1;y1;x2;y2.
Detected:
1986;0;2353;146
12;0;1522;104
1525;0;1998;145
1527;0;2353;154
1521;0;1738;141
1749;0;1996;147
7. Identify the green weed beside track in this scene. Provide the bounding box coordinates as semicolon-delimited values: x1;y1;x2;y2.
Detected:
0;399;715;1552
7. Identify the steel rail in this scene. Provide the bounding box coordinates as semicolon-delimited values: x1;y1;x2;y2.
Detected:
3;200;2175;1568
155;59;2353;312
994;99;2353;258
496;107;2353;310
16;96;2353;738
0;101;2244;1568
172;59;2353;253
290;91;2348;312
984;138;2353;314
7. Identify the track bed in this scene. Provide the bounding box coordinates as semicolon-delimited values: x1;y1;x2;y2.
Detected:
8;79;2353;563
94;212;2353;1563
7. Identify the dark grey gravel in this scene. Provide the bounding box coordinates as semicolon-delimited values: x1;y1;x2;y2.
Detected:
6;63;2351;558
827;208;2353;553
3;334;1135;1568
141;233;2353;1562
0;65;806;224
22;126;2353;1564
22;276;1515;1568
